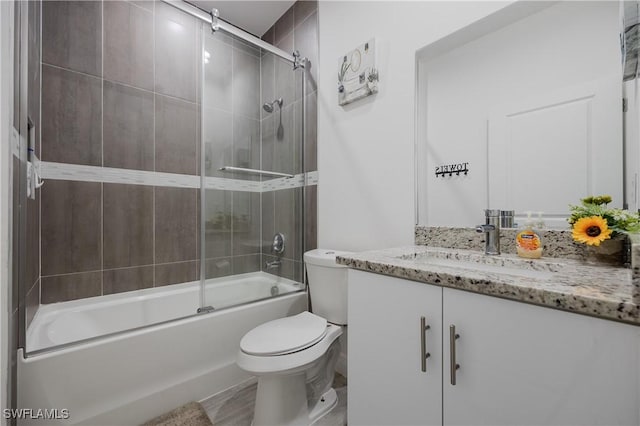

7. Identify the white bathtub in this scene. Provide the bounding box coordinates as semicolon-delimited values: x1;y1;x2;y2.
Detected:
18;272;307;425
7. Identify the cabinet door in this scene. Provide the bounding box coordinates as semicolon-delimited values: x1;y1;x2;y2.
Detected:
348;270;443;426
443;287;640;426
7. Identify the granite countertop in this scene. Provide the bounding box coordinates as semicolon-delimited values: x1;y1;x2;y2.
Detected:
337;246;639;325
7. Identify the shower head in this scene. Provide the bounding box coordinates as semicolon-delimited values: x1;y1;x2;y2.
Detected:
262;98;283;113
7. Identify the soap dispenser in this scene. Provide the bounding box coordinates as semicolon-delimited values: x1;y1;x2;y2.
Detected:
536;211;546;230
516;211;543;259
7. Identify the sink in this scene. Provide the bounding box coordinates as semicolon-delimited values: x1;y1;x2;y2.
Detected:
396;250;563;280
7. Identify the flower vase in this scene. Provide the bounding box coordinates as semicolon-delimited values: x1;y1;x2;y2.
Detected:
584;234;627;266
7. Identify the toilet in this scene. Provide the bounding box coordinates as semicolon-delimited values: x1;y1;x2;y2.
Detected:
236;249;350;426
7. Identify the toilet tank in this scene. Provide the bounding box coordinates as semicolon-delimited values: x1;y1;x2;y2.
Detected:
304;249;351;326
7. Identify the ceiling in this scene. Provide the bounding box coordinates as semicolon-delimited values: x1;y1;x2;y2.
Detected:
189;1;296;37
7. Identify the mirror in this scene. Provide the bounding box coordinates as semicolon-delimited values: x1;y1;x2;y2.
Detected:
415;1;630;229
624;1;640;212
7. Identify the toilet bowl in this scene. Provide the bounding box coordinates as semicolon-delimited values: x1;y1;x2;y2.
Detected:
236;249;350;426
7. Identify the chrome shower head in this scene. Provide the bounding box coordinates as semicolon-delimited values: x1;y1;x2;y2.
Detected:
262;98;283;113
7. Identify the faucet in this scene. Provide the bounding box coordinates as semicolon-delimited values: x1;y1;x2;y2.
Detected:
476;209;500;255
265;260;281;269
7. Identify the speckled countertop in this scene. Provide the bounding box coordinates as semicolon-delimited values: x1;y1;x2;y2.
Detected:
337;246;639;325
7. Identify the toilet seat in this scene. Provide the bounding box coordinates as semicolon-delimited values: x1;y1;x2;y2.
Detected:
240;312;328;356
237;322;342;376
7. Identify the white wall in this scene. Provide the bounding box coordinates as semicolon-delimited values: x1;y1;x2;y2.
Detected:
0;1;14;424
317;1;512;251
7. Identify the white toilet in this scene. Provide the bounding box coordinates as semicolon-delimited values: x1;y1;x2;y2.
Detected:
236;249;350;426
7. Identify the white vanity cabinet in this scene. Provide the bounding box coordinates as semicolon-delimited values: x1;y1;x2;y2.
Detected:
442;287;640;426
348;270;443;426
348;269;640;426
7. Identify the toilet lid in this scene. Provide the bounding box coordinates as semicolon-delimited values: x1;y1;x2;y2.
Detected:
240;312;328;356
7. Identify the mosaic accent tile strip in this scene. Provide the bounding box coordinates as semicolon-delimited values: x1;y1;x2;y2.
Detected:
39;161;318;193
261;174;306;192
204;176;262;192
40;161;200;188
306;170;319;186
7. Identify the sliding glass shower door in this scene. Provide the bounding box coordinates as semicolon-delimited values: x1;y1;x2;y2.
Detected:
21;0;310;355
200;26;305;311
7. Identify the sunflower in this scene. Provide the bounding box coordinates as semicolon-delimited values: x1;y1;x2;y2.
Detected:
572;216;612;246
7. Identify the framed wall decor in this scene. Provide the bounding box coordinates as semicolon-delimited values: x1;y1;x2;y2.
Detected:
338;38;379;106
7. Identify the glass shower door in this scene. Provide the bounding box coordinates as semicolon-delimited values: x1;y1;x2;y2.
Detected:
200;25;305;312
259;48;305;286
26;1;207;353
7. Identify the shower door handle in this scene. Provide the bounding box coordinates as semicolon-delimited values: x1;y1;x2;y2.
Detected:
420;316;431;372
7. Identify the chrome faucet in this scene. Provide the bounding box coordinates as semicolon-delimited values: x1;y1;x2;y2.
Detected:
476;209;500;255
265;260;281;269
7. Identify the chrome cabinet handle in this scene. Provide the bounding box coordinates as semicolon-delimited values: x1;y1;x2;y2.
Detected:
420;316;431;372
449;325;460;385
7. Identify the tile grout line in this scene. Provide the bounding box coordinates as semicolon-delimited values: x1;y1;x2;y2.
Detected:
41;257;200;294
43;60;199;107
127;0;152;14
100;0;105;297
294;5;317;34
230;34;235;265
152;0;156;288
41;260;199;280
38;0;43;311
293;13;299;265
195;16;200;288
258;31;263;273
271;42;277;273
40;62;102;81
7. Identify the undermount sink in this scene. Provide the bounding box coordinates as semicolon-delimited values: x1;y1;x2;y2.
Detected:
396;249;563;280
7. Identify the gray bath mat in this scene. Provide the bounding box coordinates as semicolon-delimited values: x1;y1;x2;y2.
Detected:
142;401;213;426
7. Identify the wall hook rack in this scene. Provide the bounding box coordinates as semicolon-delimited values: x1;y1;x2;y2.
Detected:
435;162;469;178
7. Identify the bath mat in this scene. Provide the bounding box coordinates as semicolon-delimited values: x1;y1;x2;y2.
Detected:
142;401;213;426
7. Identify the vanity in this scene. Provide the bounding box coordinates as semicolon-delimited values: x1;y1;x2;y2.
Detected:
340;242;640;426
342;0;640;423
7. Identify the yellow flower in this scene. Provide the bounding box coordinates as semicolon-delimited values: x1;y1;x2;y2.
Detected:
572;216;612;246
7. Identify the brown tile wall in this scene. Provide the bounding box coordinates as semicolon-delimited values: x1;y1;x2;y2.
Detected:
261;0;319;281
37;0;318;305
40;1;203;304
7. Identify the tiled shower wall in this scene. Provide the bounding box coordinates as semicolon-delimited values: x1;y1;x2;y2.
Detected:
39;1;205;304
33;0;318;306
261;0;319;280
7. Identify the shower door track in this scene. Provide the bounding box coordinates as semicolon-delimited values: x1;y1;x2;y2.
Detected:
162;0;299;65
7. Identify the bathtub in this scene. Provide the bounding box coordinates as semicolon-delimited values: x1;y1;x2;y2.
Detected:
18;272;307;425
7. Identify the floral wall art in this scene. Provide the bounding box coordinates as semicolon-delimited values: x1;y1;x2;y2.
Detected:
338;39;379;106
